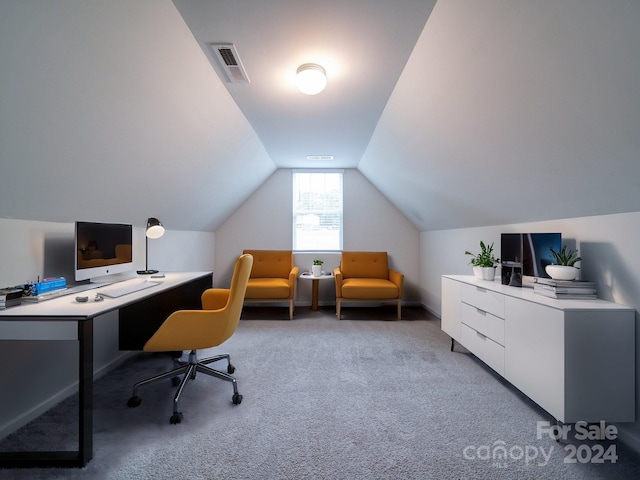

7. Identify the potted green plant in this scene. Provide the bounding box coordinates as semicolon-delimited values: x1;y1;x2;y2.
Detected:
465;241;499;281
312;259;324;277
546;246;581;280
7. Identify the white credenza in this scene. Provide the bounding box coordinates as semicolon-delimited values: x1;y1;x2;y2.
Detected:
441;275;635;424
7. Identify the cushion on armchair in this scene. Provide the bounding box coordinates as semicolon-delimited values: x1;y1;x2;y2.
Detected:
341;278;399;299
244;249;294;279
339;251;390;279
244;278;291;299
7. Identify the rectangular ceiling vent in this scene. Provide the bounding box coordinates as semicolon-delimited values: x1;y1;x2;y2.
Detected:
209;43;250;83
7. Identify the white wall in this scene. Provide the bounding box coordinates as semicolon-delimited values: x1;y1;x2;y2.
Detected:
0;219;215;287
0;218;214;437
150;229;215;273
215;168;421;306
420;210;640;453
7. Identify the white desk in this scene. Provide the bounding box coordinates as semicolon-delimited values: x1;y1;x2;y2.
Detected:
0;271;212;468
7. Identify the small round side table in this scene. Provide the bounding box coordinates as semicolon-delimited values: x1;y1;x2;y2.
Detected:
299;272;334;310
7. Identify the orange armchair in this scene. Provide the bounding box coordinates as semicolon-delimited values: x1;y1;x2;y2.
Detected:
334;251;404;320
242;249;299;320
126;253;253;424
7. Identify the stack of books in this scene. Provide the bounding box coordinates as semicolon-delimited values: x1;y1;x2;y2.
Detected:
0;288;23;309
533;278;597;299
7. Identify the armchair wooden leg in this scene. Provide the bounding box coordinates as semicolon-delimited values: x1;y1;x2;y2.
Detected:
289;299;294;320
336;298;341;320
397;300;401;320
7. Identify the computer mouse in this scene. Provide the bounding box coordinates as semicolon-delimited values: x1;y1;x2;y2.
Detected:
76;296;89;303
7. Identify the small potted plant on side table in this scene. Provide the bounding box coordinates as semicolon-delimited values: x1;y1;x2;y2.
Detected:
465;241;500;281
546;246;581;280
312;259;324;277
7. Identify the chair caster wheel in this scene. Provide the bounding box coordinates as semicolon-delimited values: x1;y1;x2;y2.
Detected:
171;376;181;387
127;396;142;408
227;364;235;374
232;393;243;405
170;412;183;424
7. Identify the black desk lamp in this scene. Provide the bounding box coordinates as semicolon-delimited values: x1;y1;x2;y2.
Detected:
137;217;165;274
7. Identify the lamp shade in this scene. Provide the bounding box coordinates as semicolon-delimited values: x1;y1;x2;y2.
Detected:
145;217;165;239
296;63;327;95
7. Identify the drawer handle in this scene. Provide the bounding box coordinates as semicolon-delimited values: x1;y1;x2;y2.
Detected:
476;286;487;293
476;331;487;340
476;308;486;315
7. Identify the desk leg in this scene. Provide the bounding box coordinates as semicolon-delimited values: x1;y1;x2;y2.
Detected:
78;318;94;466
311;279;319;310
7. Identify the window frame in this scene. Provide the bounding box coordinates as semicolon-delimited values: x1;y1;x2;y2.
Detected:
292;169;344;252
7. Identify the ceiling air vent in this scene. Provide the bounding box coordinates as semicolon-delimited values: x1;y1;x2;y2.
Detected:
210;43;250;83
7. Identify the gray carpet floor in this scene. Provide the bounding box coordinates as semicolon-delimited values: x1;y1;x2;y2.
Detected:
1;306;639;479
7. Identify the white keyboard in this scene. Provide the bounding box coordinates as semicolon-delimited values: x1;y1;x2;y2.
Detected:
97;279;159;298
66;283;106;294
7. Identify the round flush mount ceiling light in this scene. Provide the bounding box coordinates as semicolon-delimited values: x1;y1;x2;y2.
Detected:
296;63;327;95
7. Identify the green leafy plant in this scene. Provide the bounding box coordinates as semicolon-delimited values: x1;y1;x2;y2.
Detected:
549;246;581;267
465;241;499;267
313;259;324;266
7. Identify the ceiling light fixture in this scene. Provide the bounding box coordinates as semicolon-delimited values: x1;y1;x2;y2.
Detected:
296;63;327;95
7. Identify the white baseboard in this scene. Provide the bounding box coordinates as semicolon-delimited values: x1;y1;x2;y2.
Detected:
0;380;79;439
422;303;440;318
245;300;427;309
0;351;133;439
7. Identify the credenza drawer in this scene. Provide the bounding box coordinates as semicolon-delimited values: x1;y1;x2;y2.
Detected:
461;302;504;346
460;323;505;376
461;283;504;319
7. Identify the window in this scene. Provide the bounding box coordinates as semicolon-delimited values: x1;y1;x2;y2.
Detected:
293;170;343;251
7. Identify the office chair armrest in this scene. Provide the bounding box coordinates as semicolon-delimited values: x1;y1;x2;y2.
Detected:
201;288;230;310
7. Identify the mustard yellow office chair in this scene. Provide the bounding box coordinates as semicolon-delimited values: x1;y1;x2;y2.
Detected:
126;254;253;424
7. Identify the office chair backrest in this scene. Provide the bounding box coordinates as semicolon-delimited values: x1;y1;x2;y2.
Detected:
142;254;253;352
220;253;253;341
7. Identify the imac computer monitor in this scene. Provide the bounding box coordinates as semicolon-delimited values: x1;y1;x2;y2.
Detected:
501;232;561;287
75;221;133;282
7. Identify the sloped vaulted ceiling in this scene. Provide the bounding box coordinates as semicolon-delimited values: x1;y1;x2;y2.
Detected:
0;0;275;232
360;0;640;231
1;1;639;233
172;0;437;170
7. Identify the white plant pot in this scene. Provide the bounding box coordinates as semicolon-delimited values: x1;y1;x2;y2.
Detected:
473;266;483;279
312;265;322;277
473;266;496;281
545;265;579;281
